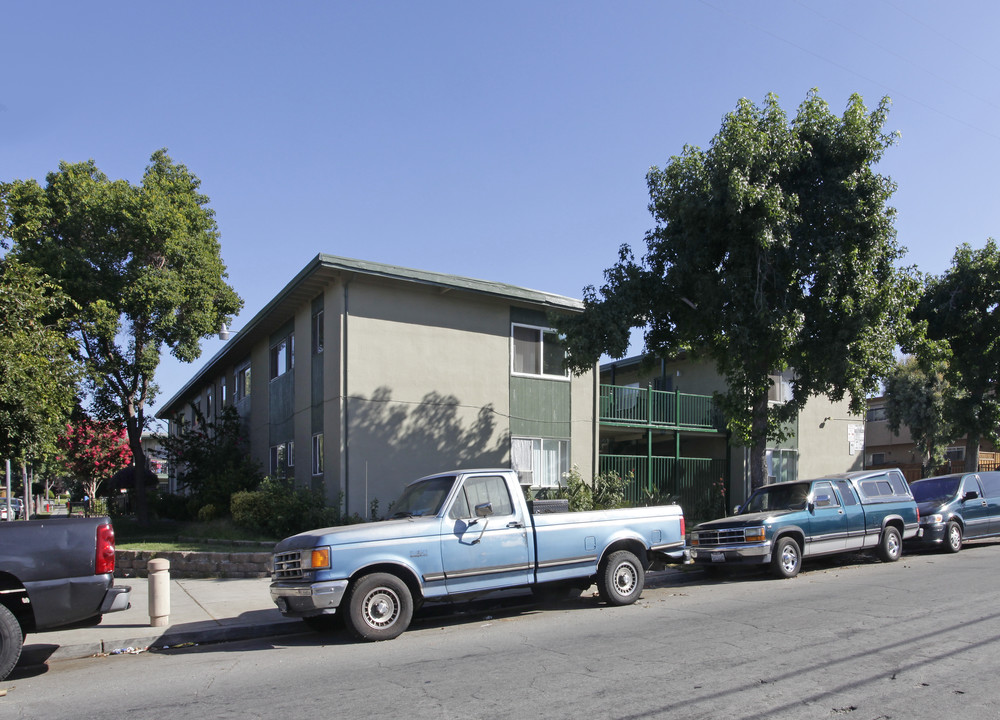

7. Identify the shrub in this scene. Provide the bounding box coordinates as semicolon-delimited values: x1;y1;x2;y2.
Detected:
197;504;218;522
231;477;344;538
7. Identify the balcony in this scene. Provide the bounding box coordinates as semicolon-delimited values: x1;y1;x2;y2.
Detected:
599;385;724;432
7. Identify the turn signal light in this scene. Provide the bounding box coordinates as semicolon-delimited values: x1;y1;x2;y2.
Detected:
310;547;331;570
744;527;766;543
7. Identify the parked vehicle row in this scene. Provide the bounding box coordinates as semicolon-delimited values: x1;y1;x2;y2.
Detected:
269;465;1000;645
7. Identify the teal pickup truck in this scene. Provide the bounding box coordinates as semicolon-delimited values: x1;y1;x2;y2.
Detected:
688;469;920;578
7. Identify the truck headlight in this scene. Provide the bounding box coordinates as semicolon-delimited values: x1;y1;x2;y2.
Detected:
690;534;700;546
744;527;766;543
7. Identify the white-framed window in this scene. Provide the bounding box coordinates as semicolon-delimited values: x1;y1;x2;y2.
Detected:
235;362;251;403
312;433;324;475
767;370;794;404
270;333;294;380
270;442;293;478
511;324;568;379
312;310;324;355
511;437;569;488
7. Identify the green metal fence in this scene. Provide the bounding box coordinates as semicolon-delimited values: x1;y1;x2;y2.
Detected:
599;385;722;430
599;454;729;523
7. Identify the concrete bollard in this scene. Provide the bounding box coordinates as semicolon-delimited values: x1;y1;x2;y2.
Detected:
148;557;171;627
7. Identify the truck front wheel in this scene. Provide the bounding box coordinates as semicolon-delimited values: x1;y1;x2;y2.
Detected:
597;550;644;606
770;537;801;579
344;573;413;642
0;604;23;680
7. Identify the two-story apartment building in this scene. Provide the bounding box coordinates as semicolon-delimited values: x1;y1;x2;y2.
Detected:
157;255;596;517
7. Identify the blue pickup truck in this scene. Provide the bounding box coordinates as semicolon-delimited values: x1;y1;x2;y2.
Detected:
688;469;920;578
270;469;685;640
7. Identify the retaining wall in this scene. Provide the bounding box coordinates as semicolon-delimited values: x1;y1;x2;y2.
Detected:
116;548;273;579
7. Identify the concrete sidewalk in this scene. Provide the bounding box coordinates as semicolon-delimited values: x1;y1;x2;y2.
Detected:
19;576;309;668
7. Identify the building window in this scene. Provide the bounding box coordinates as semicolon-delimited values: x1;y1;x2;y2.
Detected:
220;378;227;406
312;310;324;355
312;433;324;475
866;406;887;422
511;324;568;379
270;442;293;478
767;370;794;404
206;386;214;419
511;437;569;488
270;333;294;380
235;362;251;403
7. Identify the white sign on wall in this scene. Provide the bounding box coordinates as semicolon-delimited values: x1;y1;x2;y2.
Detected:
847;424;865;456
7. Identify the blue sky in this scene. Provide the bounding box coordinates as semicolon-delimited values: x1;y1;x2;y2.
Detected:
3;1;999;419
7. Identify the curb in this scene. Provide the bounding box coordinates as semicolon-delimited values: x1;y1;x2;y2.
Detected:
20;619;310;667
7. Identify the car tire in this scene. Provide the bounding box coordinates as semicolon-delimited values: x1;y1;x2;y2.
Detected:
944;521;963;554
877;526;902;562
344;573;413;642
0;604;23;681
597;550;644;606
770;536;801;579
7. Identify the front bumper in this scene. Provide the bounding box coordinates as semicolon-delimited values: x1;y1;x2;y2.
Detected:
270;580;349;617
905;524;941;547
688;541;771;566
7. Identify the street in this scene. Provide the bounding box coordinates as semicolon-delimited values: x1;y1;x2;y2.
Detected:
5;543;1000;720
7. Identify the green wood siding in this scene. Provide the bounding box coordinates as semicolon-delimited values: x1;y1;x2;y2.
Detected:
510;376;571;438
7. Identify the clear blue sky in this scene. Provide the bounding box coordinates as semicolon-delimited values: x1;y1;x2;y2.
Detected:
3;1;999;421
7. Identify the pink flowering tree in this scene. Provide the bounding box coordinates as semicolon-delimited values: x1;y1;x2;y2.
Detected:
57;419;131;502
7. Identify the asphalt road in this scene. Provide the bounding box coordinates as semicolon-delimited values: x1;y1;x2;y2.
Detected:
5;543;1000;720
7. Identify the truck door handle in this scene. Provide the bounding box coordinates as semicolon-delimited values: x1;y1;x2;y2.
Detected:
507;521;523;529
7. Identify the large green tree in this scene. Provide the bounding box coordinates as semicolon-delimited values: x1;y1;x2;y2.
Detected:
0;256;80;467
883;355;958;477
913;239;1000;471
2;150;243;522
561;91;916;489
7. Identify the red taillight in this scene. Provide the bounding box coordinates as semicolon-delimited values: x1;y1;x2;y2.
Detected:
96;523;116;575
680;516;685;538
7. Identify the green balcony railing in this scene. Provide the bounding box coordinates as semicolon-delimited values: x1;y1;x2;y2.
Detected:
599;454;729;523
599;385;723;431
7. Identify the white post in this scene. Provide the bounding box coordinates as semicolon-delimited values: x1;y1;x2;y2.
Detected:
148;558;171;627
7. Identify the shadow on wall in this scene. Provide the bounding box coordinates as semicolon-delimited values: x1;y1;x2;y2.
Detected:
348;386;510;483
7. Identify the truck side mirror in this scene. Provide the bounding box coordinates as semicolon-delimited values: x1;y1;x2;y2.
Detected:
475;502;494;518
963;491;980;501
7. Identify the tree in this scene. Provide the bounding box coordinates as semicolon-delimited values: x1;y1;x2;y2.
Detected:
2;150;243;523
883;356;958;477
913;240;1000;471
56;417;131;503
560;91;916;489
0;256;80;467
162;405;264;516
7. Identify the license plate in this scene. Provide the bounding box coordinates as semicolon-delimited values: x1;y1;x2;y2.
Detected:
711;552;725;563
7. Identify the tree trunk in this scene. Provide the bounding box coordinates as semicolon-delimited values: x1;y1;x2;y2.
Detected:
125;417;149;525
749;393;770;491
965;434;981;473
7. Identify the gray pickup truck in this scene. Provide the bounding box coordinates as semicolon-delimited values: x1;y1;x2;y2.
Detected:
688;469;920;578
0;517;131;679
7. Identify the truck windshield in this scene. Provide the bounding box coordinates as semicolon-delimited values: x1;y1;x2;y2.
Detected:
910;476;961;505
390;476;456;518
743;483;810;513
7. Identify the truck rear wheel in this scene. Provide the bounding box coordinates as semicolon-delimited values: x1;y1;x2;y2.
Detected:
770;537;801;579
344;573;413;642
597;550;644;605
0;604;23;681
877;526;902;562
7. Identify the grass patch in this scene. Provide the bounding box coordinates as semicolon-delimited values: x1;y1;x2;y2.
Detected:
113;517;279;553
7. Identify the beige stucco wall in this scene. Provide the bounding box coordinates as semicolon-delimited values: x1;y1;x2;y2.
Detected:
341;279;514;514
795;395;865;478
570;367;597;479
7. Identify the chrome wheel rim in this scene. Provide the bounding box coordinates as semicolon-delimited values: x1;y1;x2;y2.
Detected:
362;587;400;630
613;561;637;596
948;525;961;550
780;544;798;573
887;532;900;558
